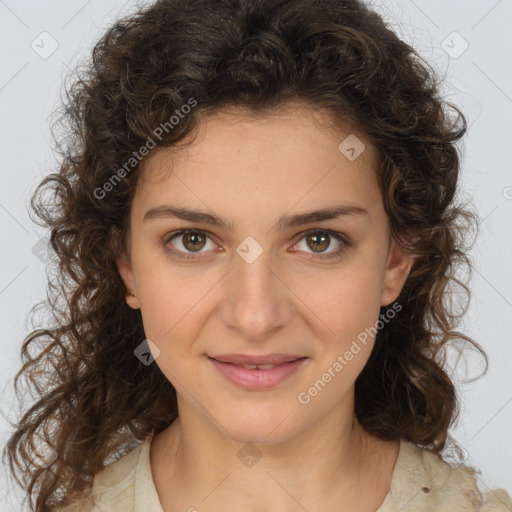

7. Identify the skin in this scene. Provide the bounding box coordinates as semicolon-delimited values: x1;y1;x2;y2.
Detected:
116;102;414;511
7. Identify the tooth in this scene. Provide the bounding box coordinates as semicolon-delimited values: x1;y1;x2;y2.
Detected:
242;364;258;369
256;364;276;370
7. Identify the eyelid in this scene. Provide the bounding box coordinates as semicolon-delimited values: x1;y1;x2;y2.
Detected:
164;227;351;260
290;228;351;260
295;228;350;246
164;228;220;259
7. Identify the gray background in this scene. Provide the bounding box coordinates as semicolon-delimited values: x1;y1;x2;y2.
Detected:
1;0;511;509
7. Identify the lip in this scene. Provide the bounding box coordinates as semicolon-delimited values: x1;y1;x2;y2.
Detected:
208;355;308;390
209;353;305;365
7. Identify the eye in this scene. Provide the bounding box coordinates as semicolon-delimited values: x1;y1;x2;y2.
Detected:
164;229;218;259
164;228;351;261
291;229;350;260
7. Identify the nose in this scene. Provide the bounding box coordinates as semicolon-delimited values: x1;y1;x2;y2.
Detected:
218;245;292;341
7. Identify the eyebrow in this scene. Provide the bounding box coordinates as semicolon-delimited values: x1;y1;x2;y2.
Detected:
142;204;368;231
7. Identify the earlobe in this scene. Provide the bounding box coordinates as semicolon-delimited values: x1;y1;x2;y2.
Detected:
380;238;414;307
110;226;141;309
116;255;141;309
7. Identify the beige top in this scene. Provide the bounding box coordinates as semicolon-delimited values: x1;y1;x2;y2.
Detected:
57;435;511;511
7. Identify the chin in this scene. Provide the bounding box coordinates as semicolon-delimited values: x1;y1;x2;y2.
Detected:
218;403;302;445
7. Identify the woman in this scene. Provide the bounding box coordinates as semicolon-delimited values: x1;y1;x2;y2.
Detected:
4;0;511;510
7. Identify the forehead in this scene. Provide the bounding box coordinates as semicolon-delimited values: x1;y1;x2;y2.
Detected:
133;103;381;223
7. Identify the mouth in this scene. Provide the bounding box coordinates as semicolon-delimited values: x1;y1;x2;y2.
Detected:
207;355;308;390
208;353;306;366
224;362;293;370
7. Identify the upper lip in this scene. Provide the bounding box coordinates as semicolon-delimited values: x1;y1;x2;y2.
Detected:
209;354;305;365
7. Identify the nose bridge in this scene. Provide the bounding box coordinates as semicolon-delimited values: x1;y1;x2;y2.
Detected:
222;237;289;338
235;240;273;296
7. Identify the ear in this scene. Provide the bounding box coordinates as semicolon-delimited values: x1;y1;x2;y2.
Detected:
110;228;141;310
116;254;141;309
380;236;415;307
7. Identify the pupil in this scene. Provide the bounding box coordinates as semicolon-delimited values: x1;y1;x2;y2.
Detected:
309;233;329;253
185;233;205;251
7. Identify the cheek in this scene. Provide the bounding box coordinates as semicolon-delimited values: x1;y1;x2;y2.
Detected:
135;268;206;384
292;256;385;340
132;252;214;347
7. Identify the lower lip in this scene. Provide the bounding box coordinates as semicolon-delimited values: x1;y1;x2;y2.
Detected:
209;357;308;390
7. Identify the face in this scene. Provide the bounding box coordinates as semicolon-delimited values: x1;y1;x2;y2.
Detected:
117;103;413;444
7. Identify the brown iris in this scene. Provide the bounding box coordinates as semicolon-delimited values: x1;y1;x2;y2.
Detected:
306;232;330;253
182;231;207;252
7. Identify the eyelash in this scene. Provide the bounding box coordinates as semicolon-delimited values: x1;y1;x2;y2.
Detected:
164;228;351;261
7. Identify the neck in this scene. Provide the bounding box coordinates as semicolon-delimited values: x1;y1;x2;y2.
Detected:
150;395;399;511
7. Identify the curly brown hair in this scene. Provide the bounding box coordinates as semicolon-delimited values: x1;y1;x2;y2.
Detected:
3;0;485;510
